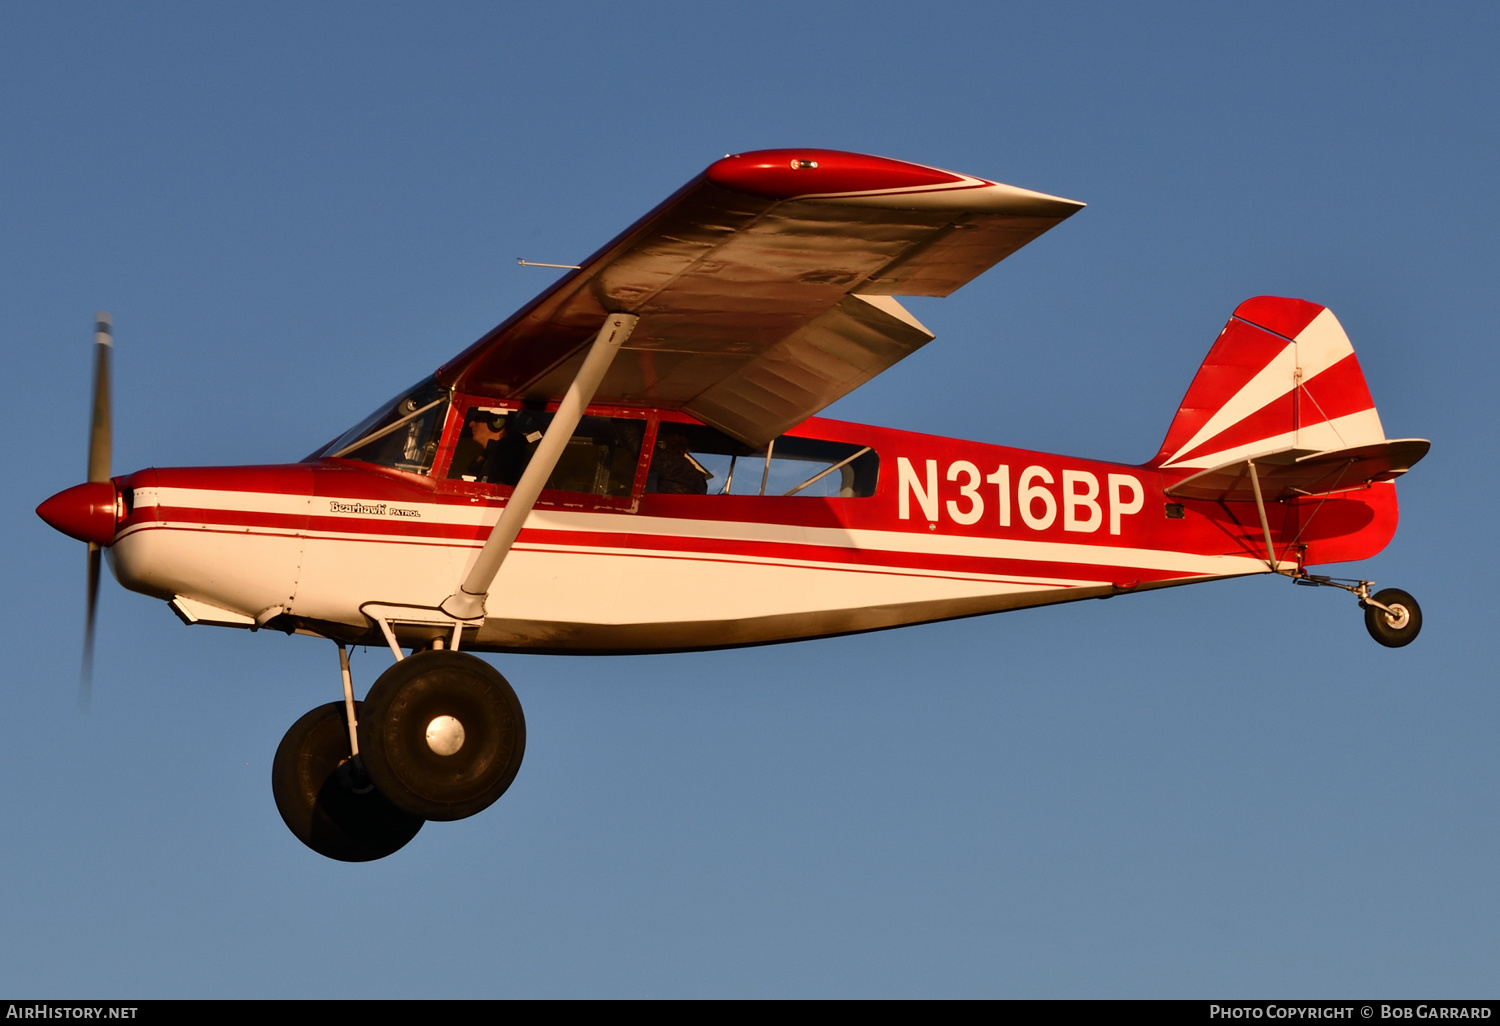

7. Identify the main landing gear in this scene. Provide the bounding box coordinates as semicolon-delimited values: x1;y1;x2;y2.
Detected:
272;702;423;862
1292;574;1424;648
358;651;525;822
272;645;526;861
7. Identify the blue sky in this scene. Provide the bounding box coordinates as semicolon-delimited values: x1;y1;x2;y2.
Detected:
2;2;1496;997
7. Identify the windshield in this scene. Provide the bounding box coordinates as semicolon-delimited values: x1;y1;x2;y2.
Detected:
315;377;450;475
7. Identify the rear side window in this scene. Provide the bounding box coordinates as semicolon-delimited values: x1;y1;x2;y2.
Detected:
648;423;877;497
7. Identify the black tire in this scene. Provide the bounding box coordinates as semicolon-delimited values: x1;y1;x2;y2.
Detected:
271;701;424;862
1364;588;1422;648
358;651;525;821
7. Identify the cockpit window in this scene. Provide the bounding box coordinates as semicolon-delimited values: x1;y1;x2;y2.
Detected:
316;377;450;475
647;422;878;497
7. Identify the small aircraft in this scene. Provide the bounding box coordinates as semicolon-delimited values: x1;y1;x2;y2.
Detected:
37;149;1429;861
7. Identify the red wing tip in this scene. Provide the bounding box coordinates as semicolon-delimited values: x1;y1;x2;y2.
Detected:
706;149;1084;216
707;149;976;199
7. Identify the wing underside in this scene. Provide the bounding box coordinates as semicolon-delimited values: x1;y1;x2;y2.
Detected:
437;149;1083;446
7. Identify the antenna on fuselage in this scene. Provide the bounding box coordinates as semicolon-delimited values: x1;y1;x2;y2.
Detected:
516;258;582;270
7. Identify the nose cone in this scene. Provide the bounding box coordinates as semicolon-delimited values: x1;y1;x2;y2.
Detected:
37;481;119;546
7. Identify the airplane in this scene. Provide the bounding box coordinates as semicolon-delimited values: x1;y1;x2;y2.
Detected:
36;148;1429;862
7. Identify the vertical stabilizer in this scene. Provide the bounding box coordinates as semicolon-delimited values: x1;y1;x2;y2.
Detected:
1151;297;1386;470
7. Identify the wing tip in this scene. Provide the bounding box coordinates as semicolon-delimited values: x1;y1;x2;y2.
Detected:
707;149;1083;214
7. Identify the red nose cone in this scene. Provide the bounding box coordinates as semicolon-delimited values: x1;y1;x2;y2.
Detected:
37;481;119;546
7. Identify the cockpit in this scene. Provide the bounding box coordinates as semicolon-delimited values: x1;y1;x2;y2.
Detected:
446;406;643;497
314;379;879;501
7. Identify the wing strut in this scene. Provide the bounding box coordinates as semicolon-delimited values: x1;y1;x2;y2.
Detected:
440;314;639;623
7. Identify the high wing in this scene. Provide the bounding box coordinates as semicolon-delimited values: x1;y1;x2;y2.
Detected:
436;149;1083;446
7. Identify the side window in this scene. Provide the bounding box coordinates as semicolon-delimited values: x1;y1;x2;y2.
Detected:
760;435;879;497
448;407;644;498
648;423;878;498
648;423;747;495
537;412;644;497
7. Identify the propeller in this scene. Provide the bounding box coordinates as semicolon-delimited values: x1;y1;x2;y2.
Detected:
82;311;112;707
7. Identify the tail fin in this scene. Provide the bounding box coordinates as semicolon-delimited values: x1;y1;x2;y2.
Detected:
1151;296;1386;470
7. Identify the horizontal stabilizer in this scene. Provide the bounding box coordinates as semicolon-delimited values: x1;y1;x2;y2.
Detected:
1164;439;1430;502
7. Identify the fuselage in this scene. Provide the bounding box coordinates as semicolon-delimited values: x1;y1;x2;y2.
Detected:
102;403;1399;654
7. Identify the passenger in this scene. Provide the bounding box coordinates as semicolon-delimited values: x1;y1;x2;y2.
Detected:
650;427;711;494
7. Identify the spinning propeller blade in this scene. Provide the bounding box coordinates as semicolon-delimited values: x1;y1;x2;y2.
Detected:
83;543;100;706
80;312;112;708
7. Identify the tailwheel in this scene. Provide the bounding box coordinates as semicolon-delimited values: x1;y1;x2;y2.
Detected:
358;650;526;821
1363;588;1422;648
1292;574;1425;649
272;701;424;862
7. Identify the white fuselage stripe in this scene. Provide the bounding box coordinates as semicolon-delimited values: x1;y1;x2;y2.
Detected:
130;486;1271;578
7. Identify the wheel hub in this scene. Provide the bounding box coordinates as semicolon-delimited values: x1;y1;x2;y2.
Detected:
425;715;465;756
1383;604;1410;630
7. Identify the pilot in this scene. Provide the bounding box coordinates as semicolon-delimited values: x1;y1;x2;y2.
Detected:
449;411;514;482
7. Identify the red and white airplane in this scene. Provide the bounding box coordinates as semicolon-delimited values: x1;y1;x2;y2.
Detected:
37;149;1429;861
